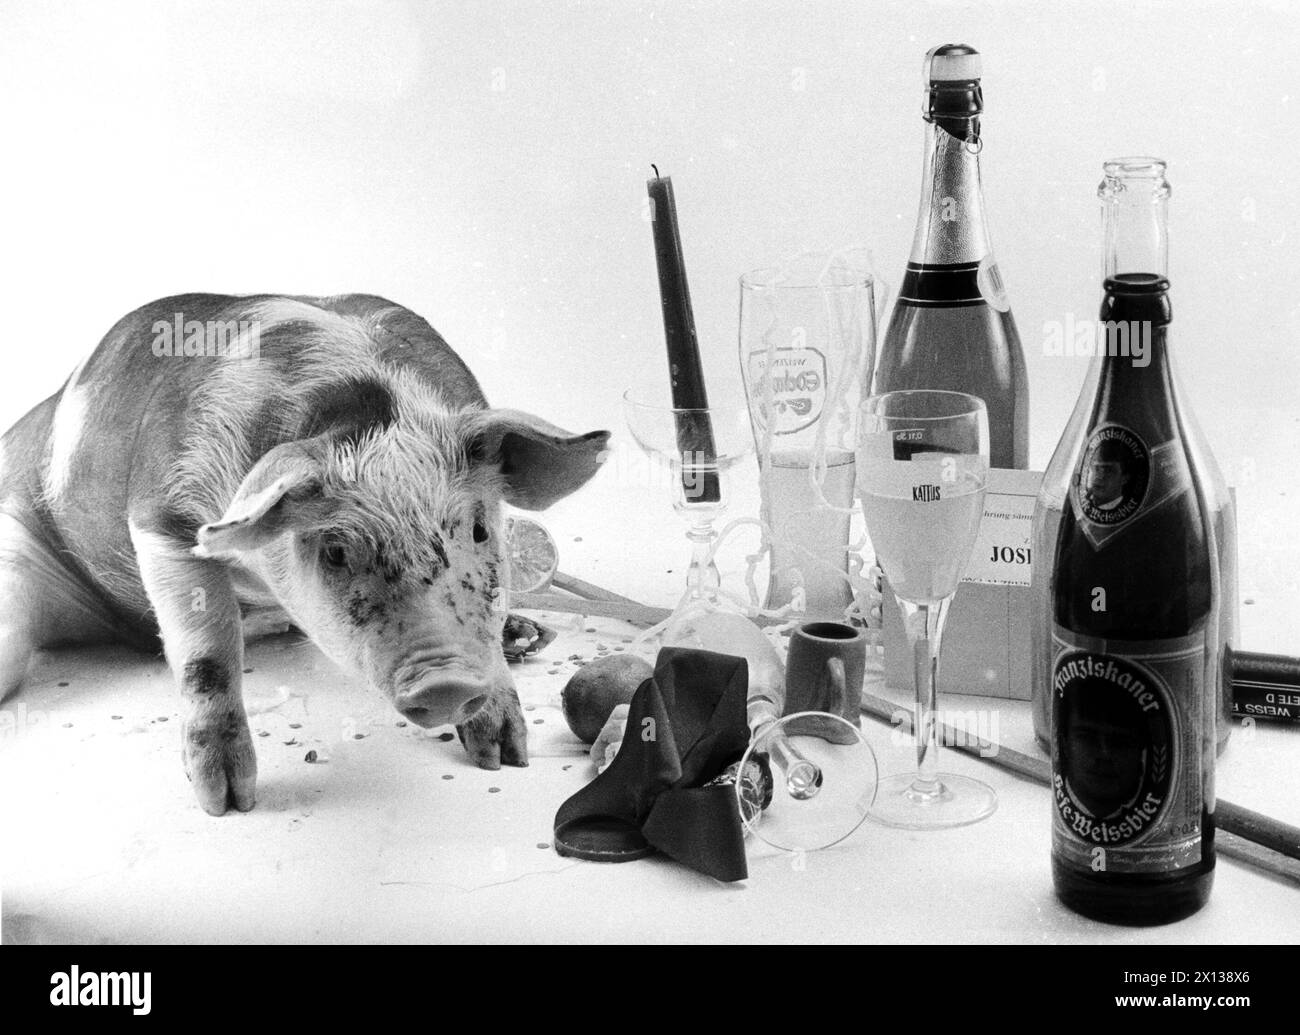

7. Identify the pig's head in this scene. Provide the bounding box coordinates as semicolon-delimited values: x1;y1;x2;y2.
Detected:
193;403;608;741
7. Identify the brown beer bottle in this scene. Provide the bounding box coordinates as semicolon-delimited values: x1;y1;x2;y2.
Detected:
1049;159;1219;925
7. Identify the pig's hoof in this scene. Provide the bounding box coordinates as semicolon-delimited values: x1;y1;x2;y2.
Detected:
456;688;530;771
182;712;258;816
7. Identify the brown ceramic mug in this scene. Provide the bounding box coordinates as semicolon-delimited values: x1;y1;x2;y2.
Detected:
783;621;867;723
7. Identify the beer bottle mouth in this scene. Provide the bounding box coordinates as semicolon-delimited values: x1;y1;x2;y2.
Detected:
1100;158;1172;201
1102;157;1168;179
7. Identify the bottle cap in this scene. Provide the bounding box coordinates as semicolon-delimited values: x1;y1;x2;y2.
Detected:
925;43;982;83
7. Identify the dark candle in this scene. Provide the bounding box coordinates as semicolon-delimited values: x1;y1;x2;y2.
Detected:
647;170;721;503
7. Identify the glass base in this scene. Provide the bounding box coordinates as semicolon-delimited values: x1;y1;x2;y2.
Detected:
738;712;879;853
867;772;997;830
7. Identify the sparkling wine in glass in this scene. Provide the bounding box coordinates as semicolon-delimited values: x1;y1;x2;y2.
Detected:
856;390;995;829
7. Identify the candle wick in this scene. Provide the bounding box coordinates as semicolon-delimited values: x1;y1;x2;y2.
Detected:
651;163;660;178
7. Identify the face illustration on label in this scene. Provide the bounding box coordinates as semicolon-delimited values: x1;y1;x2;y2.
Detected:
1054;652;1175;845
746;347;827;435
1075;424;1151;526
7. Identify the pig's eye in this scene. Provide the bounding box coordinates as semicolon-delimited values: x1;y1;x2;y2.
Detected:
473;521;489;544
321;542;348;569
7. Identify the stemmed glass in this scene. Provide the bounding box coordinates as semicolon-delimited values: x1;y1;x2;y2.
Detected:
855;390;996;829
622;392;879;851
735;706;879;853
621;391;755;612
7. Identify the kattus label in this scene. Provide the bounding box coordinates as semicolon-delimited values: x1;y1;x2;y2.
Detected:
1051;634;1207;875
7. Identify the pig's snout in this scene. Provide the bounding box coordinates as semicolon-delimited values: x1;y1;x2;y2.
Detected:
389;647;528;769
394;673;490;728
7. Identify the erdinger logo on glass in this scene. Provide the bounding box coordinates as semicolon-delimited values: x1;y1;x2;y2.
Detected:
745;346;826;435
1053;652;1175;847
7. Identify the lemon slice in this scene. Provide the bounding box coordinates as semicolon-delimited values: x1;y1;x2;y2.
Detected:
505;516;559;594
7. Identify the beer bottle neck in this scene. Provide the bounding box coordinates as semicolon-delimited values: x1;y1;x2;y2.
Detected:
1100;158;1170;281
1095;162;1177;423
1097;277;1177;426
909;119;993;266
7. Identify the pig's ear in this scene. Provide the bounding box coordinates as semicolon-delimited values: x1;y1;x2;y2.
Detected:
194;442;326;558
467;409;610;510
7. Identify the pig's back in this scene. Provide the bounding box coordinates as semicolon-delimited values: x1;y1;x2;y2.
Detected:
23;293;489;635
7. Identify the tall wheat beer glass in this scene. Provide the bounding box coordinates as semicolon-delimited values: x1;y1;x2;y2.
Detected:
739;252;879;618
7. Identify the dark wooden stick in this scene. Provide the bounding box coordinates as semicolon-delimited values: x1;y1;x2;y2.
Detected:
512;591;672;628
551;572;644;605
1216;831;1300;885
1217;800;1300;861
514;591;798;631
859;689;1300;884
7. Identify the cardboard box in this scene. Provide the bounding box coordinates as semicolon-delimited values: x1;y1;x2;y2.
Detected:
882;467;1042;700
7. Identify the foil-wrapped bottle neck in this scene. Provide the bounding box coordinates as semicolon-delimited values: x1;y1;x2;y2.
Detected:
925;43;983;141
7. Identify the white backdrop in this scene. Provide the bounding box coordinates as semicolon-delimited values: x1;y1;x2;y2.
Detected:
2;0;1297;646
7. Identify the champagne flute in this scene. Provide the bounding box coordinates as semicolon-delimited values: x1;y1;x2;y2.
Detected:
856;390;996;829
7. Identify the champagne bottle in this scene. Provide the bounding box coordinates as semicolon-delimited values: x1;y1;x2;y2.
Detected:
1050;159;1218;925
1032;162;1237;754
874;43;1028;469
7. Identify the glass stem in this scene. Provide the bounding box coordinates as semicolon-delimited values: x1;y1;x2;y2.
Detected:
749;707;823;803
768;733;822;800
685;518;719;601
898;596;951;798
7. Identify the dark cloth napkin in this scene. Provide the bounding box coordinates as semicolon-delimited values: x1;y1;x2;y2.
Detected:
552;646;752;882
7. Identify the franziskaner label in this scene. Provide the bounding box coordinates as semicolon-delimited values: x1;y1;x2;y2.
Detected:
1051;633;1207;875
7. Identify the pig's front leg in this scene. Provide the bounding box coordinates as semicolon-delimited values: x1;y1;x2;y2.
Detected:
456;686;530;770
130;521;256;815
